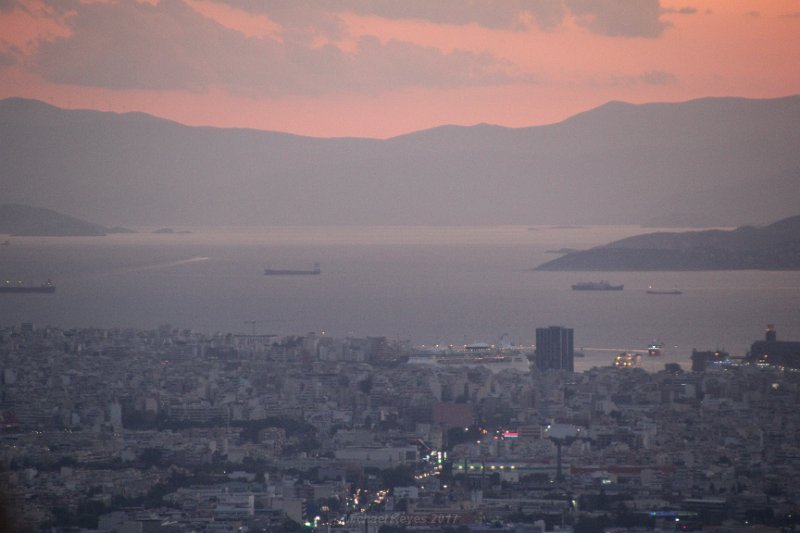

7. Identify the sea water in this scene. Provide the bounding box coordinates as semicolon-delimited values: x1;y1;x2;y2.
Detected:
1;225;798;372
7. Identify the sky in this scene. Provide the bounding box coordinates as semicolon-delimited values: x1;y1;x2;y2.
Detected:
1;0;799;138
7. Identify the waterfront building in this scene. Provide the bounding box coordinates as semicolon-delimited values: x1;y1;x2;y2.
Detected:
534;326;574;372
748;324;800;369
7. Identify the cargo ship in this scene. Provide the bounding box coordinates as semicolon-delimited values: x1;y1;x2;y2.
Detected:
572;280;623;291
646;287;682;295
264;262;321;276
0;280;56;294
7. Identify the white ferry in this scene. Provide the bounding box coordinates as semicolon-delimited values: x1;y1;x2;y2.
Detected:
408;343;532;373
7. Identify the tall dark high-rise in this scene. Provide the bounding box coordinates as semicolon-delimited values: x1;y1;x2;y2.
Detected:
535;326;574;372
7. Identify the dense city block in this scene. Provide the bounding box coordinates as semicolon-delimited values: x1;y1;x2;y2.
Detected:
2;324;800;532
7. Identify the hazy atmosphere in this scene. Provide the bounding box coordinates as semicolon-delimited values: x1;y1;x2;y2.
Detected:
3;2;800;532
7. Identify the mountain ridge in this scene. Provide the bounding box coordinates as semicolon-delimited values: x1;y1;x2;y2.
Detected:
2;95;799;227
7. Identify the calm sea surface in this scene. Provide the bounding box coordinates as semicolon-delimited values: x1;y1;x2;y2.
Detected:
2;225;799;372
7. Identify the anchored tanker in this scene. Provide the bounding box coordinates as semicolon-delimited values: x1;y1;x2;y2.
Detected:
572;280;623;291
0;280;56;294
264;262;321;276
646;287;682;295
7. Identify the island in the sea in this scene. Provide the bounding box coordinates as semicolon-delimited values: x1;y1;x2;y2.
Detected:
0;204;134;236
153;227;192;234
535;214;800;271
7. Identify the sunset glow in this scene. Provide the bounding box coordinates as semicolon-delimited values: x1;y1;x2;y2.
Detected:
1;0;799;138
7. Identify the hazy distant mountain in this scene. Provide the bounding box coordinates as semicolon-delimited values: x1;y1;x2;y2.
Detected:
534;214;800;271
1;95;799;227
0;203;112;236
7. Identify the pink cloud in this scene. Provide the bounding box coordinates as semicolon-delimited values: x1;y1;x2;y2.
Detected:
30;0;531;96
566;0;671;37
